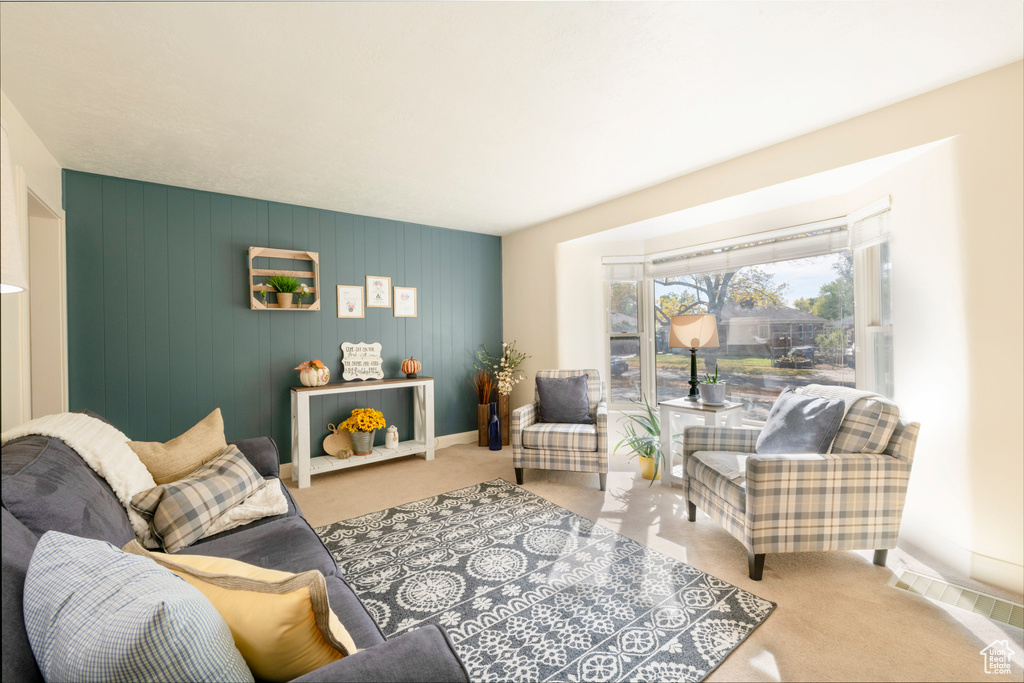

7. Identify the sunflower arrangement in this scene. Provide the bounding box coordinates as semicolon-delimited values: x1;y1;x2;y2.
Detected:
340;408;386;433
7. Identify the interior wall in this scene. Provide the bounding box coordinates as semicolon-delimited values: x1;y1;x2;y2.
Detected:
0;91;65;433
63;170;503;461
502;61;1024;593
28;195;66;418
554;239;643;372
641;195;851;255
853;142;1022;591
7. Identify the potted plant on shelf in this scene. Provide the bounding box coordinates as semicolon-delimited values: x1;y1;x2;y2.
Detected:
295;359;330;387
615;396;662;482
698;364;727;405
339;408;386;456
265;274;302;308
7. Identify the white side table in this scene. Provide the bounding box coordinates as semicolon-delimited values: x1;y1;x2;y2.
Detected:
659;398;743;488
290;377;435;488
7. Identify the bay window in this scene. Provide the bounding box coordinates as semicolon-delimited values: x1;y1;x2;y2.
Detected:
605;199;894;421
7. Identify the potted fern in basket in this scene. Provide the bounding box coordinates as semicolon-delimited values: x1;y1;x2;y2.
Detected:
615;396;662;482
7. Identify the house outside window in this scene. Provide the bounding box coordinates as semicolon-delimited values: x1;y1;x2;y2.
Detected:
652;251;854;420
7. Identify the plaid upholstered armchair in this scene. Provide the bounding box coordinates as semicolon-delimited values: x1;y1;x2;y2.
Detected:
512;369;608;491
682;385;920;580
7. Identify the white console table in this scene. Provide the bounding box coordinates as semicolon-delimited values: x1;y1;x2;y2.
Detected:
290;377;435;488
659;398;743;489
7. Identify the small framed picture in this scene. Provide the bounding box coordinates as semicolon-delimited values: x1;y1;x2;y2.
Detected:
394;286;417;317
337;286;365;318
366;276;391;308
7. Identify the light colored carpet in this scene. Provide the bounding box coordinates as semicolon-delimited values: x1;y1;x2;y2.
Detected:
287;443;1024;682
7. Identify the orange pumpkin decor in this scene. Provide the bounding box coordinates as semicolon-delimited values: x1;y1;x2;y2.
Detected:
401;357;422;379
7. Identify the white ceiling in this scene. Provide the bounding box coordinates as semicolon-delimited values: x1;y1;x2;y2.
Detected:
1;2;1021;235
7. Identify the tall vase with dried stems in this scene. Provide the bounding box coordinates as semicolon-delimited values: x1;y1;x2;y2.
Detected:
474;371;494;447
476;341;530;446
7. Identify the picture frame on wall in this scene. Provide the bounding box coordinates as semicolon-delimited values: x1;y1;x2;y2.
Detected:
394;286;417;317
366;276;391;308
337;285;365;318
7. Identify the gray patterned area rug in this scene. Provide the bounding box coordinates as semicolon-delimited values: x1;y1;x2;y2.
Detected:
316;479;774;682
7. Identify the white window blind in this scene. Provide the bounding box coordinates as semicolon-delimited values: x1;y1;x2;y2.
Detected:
848;197;892;249
646;218;848;279
602;260;644;282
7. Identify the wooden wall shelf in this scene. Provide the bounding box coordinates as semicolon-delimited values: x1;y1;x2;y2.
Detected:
248;246;321;311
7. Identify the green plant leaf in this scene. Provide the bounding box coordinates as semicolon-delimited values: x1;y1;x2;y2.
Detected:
265;274;301;293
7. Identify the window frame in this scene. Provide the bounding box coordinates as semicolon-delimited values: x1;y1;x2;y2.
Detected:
605;277;648;410
605;203;893;420
853;239;894;397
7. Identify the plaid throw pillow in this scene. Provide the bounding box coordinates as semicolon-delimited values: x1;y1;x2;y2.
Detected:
23;531;253;683
131;444;263;553
830;397;901;453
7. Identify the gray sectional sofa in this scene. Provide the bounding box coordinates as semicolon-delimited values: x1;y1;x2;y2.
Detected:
2;422;469;682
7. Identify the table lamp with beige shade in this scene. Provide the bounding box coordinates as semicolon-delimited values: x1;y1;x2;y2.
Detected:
669;314;719;402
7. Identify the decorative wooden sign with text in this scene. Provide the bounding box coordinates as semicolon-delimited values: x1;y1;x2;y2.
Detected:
340;342;384;381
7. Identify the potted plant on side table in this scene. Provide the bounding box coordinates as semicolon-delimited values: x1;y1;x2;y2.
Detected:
616;396;662;482
698;364;728;405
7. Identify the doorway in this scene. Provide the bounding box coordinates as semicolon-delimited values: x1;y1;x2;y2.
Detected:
27;190;67;418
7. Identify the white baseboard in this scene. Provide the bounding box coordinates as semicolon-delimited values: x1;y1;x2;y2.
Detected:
436;430;478;449
972;552;1024;598
278;430;478;482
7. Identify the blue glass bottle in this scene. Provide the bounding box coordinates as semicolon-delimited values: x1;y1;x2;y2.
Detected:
488;402;501;451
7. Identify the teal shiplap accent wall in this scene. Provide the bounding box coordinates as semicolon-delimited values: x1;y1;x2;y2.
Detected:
63;170;502;461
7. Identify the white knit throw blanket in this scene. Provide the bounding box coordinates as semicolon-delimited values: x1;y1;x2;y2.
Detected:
1;412;288;546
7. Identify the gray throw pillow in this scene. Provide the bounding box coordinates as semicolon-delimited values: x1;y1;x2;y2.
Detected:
755;387;844;454
537;375;593;424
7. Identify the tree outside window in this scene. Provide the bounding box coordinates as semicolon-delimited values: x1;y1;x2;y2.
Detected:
609;281;642;404
654;253;855;419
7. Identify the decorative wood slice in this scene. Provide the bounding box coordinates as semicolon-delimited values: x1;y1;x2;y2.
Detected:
324;424;354;459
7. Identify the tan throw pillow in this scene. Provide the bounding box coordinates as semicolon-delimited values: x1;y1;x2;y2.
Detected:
122;542;357;683
129;408;228;484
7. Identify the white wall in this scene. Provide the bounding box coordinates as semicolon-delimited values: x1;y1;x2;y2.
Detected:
1;91;65;432
554;239;642;372
503;61;1024;594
